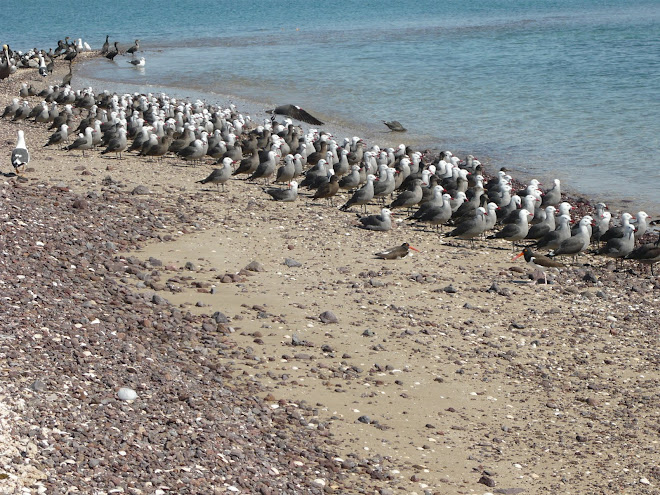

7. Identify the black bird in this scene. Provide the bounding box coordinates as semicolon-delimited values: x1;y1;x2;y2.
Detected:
126;39;140;55
105;42;119;60
266;104;324;125
101;35;110;55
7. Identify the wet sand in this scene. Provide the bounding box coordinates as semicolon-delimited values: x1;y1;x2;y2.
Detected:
2;56;660;494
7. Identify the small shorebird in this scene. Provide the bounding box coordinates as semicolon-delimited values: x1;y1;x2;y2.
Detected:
375;243;420;259
513;247;565;284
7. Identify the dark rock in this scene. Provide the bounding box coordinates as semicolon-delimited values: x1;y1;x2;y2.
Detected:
212;311;229;323
131;185;151;195
319;311;338;324
283;258;302;268
30;379;46;392
478;475;496;487
245;261;265;272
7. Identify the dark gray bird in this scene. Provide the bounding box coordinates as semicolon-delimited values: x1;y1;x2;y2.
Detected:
267;104;324;125
105;42;119;60
383;120;407;132
126;39;140;55
626;237;660;274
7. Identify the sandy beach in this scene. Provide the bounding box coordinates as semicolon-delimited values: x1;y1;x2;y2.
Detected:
1;56;660;494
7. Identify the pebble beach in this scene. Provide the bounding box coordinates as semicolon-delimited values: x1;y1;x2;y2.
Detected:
1;54;660;495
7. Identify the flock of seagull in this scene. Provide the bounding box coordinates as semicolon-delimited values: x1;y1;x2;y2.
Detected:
2;38;659;283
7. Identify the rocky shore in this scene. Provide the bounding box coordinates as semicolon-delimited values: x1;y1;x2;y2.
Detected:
1;57;660;494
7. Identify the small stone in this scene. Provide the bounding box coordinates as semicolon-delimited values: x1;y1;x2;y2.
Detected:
30;379;46;392
283;258;302;268
583;271;598;283
117;387;138;401
244;261;265;272
640;477;651;485
131;185;151;195
319;311;338;324
478;475;496;487
357;415;371;424
184;261;196;271
212;311;229;323
72;198;88;209
88;459;101;468
152;294;167;305
362;329;374;337
443;284;458;293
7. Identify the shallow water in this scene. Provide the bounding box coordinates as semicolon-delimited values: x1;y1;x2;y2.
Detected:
4;0;659;215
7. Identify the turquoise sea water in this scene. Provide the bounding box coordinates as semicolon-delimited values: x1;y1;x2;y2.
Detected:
4;0;659;215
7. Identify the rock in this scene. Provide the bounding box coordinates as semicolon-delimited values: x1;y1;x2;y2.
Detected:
131;185;151;195
30;379;46;392
357;415;371;424
443;284;458;293
244;261;265;272
117;387;138;401
72;198;88;209
152;294;167;305
283;258;302;268
478;475;496;487
319;311;338;324
184;261;196;271
212;311;229;323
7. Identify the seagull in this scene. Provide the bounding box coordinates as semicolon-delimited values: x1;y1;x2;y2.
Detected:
264;180;298;201
44;124;69;149
358;208;393;231
11;130;30;175
266;104;324;125
128;57;145;67
196;157;234;192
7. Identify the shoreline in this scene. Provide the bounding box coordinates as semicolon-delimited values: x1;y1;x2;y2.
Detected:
2;57;660;494
72;54;659;220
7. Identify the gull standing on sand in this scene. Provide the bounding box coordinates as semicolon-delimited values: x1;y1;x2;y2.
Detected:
44;124;69;149
445;206;488;247
11;130;30;175
598;224;636;266
626;237;660;274
488;209;534;251
196;157;234;192
100;127;128;159
65;127;94;156
549;215;594;261
340;174;376;212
